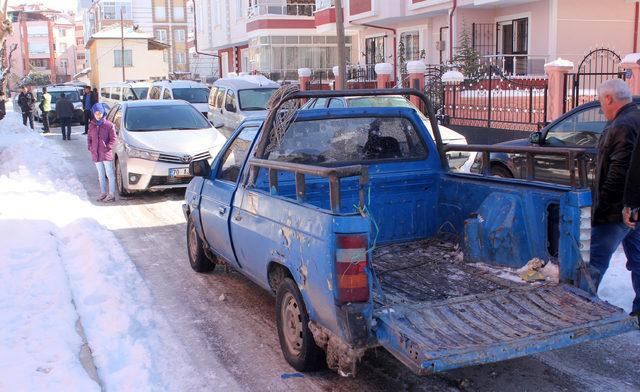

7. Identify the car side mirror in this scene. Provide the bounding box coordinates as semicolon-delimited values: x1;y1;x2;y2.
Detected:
225;103;236;113
529;131;542;145
189;159;211;178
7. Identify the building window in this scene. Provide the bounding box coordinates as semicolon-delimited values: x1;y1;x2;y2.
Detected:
236;0;243;19
176;52;186;65
59;28;66;37
365;36;385;65
114;49;133;67
173;6;185;21
60;59;69;74
29;58;50;69
154;6;166;21
59;43;67;53
155;29;167;43
103;1;133;20
77;53;86;60
400;31;420;61
28;43;49;54
27;26;48;37
174;29;185;42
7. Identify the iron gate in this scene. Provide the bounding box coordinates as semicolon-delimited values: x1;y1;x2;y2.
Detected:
563;48;623;112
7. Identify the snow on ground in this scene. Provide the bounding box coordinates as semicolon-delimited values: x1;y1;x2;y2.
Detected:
0;112;233;391
599;250;635;313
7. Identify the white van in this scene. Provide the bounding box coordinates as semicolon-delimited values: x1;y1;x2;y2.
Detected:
208;75;279;132
148;80;210;117
100;81;151;107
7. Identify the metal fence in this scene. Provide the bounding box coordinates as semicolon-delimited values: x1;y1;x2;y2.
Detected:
442;66;548;131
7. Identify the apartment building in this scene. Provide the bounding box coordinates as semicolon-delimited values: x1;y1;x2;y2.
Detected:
195;0;353;81
84;0;191;76
75;18;88;73
319;0;640;77
6;4;80;85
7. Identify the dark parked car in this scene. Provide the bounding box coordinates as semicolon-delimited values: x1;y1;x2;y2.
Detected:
488;97;640;185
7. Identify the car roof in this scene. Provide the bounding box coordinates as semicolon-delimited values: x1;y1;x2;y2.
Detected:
214;75;279;90
152;80;208;88
122;99;193;108
45;86;80;92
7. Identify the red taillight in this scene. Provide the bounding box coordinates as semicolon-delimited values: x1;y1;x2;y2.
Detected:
335;234;370;304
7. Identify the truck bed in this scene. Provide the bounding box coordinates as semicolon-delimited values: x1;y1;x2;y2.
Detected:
372;239;637;374
372;239;525;306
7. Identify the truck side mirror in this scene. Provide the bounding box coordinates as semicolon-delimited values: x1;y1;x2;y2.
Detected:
529;131;542;145
189;159;211;178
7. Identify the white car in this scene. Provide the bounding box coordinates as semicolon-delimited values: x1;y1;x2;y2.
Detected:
304;95;475;171
105;100;227;195
148;80;210;118
35;85;85;124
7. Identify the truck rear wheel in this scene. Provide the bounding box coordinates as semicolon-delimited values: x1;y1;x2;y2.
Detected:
276;277;325;371
187;217;216;273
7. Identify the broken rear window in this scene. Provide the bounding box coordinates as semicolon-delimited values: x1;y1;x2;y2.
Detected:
266;117;427;165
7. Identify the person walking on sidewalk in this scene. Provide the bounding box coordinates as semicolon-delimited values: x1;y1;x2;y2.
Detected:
40;86;51;133
0;91;6;121
18;85;35;129
82;85;97;135
55;92;74;141
87;103;117;202
589;79;640;320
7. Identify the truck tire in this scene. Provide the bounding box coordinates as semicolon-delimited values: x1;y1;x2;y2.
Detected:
187;216;216;273
276;277;325;371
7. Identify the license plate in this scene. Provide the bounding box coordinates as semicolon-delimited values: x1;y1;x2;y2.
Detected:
169;167;190;177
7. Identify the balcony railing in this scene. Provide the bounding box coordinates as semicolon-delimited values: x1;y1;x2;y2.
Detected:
482;54;548;76
247;3;316;19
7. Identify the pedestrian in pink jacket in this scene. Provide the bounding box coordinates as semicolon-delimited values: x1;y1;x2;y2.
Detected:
87;103;117;202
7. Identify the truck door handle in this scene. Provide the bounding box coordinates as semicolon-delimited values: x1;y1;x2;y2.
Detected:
218;207;226;215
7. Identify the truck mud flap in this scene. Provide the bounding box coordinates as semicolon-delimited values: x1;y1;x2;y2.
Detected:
374;284;638;374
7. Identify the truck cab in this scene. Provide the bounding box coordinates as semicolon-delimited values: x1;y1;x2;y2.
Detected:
183;89;638;376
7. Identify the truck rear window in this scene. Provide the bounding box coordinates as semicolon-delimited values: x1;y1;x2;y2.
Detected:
266;117;427;165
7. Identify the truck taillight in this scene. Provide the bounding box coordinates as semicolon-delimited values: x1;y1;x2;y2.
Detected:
335;234;370;304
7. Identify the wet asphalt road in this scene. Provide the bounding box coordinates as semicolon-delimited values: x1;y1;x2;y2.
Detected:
50;124;640;392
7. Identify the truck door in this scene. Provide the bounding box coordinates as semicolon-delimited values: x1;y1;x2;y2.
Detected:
200;124;260;268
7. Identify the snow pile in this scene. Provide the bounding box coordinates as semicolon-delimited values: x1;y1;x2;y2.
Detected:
599;251;636;313
0;113;215;391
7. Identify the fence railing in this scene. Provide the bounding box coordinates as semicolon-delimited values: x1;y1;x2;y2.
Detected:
482;54;548;76
247;3;316;19
563;71;625;113
442;67;548;131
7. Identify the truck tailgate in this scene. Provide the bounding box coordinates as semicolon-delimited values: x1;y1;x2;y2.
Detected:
374;284;638;374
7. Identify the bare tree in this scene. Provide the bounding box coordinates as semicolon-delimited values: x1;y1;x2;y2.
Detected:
0;42;18;91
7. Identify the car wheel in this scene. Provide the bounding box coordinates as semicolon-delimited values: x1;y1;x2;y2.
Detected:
186;216;216;273
115;158;131;197
490;164;514;178
276;277;325;372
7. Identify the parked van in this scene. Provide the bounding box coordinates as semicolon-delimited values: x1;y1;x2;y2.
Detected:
208;75;279;132
34;85;84;124
148;80;210;117
100;81;151;107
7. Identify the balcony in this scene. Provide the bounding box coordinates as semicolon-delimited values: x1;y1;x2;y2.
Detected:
247;3;316;20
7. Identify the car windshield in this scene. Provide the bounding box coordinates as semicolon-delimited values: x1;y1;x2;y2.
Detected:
347;97;414;108
51;91;81;103
132;87;149;99
125;104;211;131
545;105;608;147
266;116;427;165
238;88;278;111
172;88;209;103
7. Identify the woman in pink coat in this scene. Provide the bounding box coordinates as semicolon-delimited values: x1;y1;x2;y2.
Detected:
87;103;117;202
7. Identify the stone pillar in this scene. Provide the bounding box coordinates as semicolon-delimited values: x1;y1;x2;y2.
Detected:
407;61;427;107
332;66;341;90
375;63;393;89
544;58;574;122
298;68;312;103
620;54;640;96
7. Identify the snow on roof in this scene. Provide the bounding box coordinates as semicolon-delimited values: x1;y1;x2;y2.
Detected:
90;28;154;40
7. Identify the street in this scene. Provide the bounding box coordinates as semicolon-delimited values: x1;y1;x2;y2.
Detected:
47;123;640;392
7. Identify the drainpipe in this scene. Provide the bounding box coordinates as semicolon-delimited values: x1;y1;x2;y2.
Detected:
356;23;397;81
189;0;219;77
449;0;457;61
635;2;639;52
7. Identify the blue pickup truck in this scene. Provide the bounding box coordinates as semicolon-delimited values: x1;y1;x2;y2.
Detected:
183;89;638;376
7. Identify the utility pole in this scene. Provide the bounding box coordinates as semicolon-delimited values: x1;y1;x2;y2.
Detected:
120;6;125;82
334;0;346;89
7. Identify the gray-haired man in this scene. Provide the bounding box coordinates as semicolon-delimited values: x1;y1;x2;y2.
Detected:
590;79;640;319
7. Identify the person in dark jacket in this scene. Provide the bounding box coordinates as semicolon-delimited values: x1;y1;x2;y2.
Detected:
82;85;98;135
589;79;640;318
18;85;36;129
55;92;75;141
0;91;6;121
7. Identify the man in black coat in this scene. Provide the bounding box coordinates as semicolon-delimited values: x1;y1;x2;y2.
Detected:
17;85;35;129
55;93;74;141
590;79;640;319
82;85;98;134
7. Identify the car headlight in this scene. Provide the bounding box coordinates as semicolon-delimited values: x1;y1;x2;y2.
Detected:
125;144;160;161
